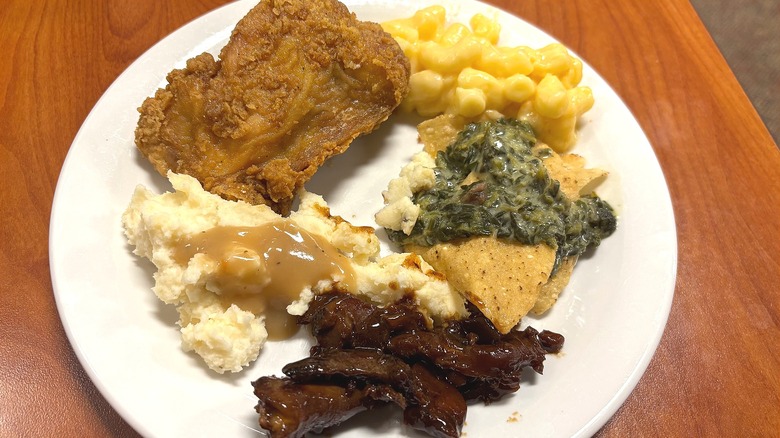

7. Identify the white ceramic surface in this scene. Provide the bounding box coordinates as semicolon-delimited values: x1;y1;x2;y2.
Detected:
49;0;677;436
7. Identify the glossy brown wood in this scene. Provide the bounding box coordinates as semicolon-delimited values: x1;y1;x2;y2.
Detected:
1;0;778;436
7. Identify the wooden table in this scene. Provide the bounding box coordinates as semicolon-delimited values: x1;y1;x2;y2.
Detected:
2;0;778;436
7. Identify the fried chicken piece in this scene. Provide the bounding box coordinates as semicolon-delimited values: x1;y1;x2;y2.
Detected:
136;0;410;214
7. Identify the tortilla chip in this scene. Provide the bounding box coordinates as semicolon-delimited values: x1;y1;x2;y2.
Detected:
409;237;556;333
540;146;607;200
418;114;467;155
531;257;577;315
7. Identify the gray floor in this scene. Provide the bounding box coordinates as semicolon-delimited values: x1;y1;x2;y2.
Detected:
690;0;780;144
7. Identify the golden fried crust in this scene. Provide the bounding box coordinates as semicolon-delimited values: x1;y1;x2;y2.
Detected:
135;0;410;214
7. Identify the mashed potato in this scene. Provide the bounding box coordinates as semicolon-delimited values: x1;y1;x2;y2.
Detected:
123;172;465;373
375;151;436;235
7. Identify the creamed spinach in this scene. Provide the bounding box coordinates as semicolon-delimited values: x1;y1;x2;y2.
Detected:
387;118;617;273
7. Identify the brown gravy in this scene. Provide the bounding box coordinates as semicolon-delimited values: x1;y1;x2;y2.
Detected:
174;221;356;340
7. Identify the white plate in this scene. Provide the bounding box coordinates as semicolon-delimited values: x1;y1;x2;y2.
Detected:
49;0;677;437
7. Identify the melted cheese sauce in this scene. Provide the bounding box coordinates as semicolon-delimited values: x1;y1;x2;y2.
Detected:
174;221;356;340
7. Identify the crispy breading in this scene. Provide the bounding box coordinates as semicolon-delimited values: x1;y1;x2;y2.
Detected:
135;0;410;214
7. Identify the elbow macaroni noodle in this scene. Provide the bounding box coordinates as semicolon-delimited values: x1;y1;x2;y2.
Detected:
382;6;594;152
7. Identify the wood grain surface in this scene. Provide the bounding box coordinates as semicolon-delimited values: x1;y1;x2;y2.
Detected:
1;0;778;436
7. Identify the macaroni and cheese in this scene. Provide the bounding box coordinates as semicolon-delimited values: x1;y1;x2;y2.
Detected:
382;6;594;151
